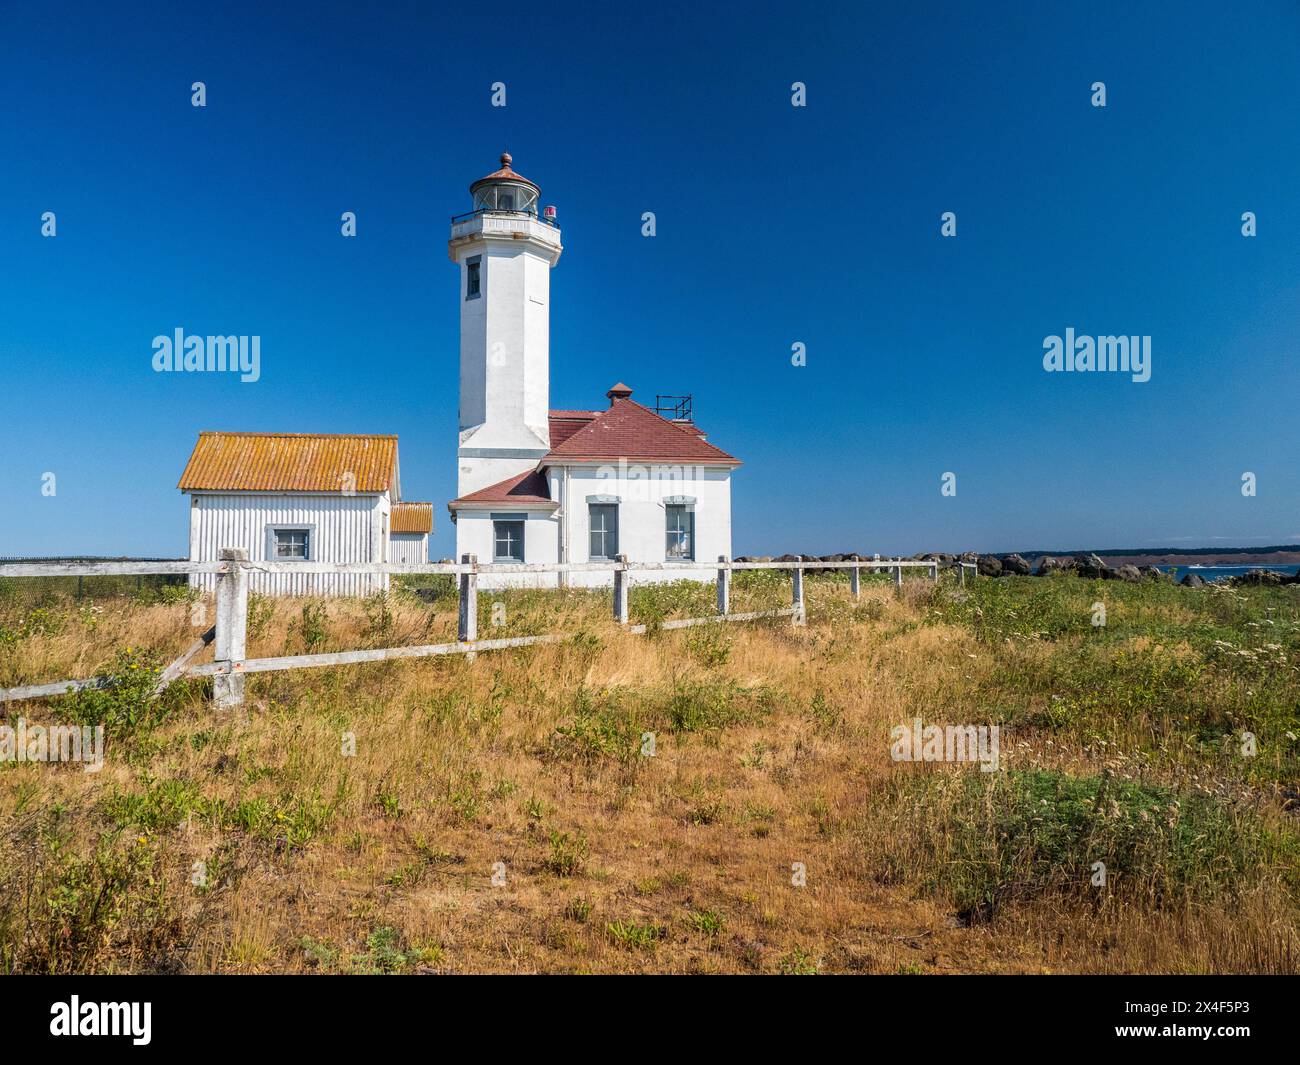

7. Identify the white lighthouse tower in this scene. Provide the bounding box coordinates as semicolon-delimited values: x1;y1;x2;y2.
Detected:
448;153;563;497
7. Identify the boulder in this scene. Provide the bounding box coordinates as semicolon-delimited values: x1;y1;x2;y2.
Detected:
1035;555;1062;576
1001;553;1032;575
1230;569;1286;587
1180;573;1206;588
977;555;1003;577
1116;564;1142;583
1074;553;1112;579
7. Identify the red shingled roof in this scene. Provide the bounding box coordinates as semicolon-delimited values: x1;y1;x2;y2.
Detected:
543;398;741;466
450;468;556;508
451;391;740;512
548;410;599;448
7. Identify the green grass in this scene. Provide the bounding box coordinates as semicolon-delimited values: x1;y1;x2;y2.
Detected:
0;574;191;608
876;768;1300;921
925;576;1300;784
547;680;779;767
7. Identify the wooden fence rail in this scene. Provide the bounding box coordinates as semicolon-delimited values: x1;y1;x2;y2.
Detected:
0;553;976;709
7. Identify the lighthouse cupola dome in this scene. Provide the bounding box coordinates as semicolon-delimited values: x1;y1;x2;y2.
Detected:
469;152;540;215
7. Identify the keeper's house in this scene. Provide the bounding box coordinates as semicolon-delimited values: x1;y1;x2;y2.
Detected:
178;431;426;596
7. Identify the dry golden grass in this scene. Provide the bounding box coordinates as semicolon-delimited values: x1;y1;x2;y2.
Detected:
2;574;1298;974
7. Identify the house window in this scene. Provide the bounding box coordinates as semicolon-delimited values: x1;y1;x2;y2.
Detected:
270;527;310;560
588;504;619;560
665;504;694;560
493;518;525;562
466;256;481;300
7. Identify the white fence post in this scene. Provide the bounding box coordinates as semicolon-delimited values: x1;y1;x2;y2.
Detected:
613;553;630;624
850;554;861;600
929;562;938;581
893;560;903;589
716;555;731;615
458;553;478;658
214;547;248;710
791;557;806;625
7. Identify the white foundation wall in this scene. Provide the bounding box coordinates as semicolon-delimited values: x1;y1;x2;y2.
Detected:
188;491;389;596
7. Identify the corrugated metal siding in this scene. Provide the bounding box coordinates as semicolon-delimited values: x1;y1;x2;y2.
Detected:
189;493;388;596
178;433;397;493
388;533;428;565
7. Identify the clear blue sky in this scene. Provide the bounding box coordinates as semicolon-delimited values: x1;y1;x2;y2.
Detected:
2;0;1298;559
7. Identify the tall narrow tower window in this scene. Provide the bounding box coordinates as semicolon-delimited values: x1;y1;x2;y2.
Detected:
465;256;481;300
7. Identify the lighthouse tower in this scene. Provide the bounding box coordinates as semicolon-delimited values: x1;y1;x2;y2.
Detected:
448;153;563;497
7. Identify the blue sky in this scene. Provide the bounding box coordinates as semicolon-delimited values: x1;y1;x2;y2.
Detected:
2;0;1298;559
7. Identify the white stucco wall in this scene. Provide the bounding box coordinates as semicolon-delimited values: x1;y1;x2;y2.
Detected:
452;215;560;497
188;491;390;596
453;508;560;589
454;463;733;590
558;464;733;588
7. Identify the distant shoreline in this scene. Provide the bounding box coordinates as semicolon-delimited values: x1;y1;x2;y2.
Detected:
1003;546;1300;568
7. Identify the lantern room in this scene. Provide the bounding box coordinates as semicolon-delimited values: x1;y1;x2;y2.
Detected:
469;152;540;215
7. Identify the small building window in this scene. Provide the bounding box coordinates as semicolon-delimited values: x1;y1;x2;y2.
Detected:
493;518;525;562
589;503;619;560
466;256;481;300
271;527;310;560
665;504;694;560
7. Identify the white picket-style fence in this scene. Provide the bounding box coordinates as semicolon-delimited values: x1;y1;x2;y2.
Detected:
0;552;975;709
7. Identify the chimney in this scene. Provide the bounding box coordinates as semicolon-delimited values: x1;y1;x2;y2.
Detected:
605;382;633;406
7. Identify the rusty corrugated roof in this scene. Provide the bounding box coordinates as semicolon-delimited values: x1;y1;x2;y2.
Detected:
178;432;398;493
391;501;433;534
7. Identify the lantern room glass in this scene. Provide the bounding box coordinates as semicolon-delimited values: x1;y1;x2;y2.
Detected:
472;182;538;215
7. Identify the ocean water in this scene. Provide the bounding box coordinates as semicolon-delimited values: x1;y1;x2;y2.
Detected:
1156;564;1300;582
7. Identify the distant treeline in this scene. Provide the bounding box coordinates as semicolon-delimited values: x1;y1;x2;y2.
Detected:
0;556;185;563
1011;545;1300;559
